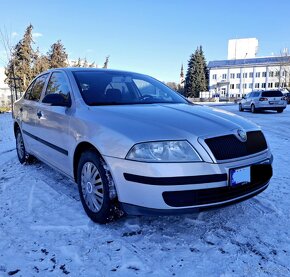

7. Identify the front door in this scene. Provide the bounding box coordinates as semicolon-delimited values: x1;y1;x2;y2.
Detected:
34;71;73;176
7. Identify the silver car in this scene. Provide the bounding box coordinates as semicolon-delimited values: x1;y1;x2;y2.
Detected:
239;90;287;113
13;68;273;223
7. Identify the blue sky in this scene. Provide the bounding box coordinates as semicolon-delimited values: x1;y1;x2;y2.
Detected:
1;0;290;82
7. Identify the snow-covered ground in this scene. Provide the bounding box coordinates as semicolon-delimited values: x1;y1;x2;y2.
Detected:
0;105;290;277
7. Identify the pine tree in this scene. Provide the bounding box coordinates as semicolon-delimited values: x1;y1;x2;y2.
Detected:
83;58;88;67
47;40;68;68
184;53;195;97
32;48;49;77
184;46;208;98
5;24;34;93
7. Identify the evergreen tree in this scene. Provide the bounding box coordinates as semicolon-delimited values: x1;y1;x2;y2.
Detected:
184;46;208;98
5;24;34;93
83;58;88;67
199;46;209;91
32;48;49;77
74;58;82;67
47;40;68;68
184;53;195;97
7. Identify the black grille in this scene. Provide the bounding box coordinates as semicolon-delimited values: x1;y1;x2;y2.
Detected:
163;164;272;207
205;131;267;160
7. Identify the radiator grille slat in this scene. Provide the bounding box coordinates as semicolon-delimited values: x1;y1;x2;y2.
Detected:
205;131;267;160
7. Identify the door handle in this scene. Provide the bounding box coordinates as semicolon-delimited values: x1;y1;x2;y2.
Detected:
37;111;42;118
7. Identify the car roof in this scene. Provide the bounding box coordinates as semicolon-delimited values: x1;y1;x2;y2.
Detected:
43;67;142;76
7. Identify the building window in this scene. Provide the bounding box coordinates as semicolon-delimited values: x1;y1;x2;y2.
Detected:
236;73;241;78
269;71;274;77
275;71;280;77
249;83;253;89
262;83;266;88
249;72;254;78
236;84;240;89
255;83;260;88
256;72;261;78
230;73;235;79
243;73;247;78
212;74;217;80
282;70;287;77
275;82;279;88
222;74;227;79
230;84;234;89
281;82;286;87
268;83;273;88
262;72;266;77
243;84;247;89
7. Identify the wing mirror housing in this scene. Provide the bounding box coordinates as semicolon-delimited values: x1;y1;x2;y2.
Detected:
42;94;71;107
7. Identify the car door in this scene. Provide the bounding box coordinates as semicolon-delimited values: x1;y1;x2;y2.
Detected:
33;71;73;176
243;93;252;108
20;74;49;153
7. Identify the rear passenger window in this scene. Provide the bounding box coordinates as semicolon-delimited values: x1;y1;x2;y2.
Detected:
262;91;283;97
29;74;48;101
253;92;259;97
24;81;35;100
45;72;70;101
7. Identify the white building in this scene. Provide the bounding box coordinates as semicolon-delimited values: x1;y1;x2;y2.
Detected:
228;38;258;60
0;67;11;107
208;38;290;98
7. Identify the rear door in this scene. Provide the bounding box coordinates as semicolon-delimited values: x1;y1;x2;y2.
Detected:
33;71;73;175
244;92;253;108
20;74;49;152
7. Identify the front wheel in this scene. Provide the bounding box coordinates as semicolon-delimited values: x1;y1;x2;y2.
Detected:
239;103;244;111
77;150;115;224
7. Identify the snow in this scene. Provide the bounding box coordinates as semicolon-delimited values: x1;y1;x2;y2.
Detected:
0;106;290;276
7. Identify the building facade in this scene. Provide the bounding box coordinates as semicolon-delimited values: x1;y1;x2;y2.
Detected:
208;56;290;98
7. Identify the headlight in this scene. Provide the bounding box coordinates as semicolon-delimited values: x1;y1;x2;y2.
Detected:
126;140;202;162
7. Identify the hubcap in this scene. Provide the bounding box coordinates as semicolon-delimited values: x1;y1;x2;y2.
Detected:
16;132;25;159
81;162;104;212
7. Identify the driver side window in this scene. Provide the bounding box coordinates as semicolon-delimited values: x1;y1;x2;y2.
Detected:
133;79;172;101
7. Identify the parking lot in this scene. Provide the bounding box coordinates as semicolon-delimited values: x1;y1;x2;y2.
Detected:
0;105;289;276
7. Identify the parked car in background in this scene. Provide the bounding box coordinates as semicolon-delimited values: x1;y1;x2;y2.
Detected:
13;68;273;223
239;90;287;113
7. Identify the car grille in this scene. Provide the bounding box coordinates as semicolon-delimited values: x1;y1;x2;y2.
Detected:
162;164;272;207
204;131;267;160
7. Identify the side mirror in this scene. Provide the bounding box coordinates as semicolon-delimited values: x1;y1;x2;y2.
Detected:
42;93;71;107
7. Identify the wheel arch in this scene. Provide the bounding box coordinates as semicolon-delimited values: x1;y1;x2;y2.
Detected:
14;121;20;137
73;141;103;182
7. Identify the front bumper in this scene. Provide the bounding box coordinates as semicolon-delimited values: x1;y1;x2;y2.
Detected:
104;151;273;215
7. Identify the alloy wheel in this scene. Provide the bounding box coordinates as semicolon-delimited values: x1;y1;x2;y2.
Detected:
80;162;104;212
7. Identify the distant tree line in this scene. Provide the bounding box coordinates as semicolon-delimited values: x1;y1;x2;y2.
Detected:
4;24;109;95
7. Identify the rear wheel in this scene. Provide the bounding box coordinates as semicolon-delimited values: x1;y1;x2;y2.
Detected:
277;108;284;113
16;128;33;164
77;150;115;223
239;103;244;111
251;104;256;113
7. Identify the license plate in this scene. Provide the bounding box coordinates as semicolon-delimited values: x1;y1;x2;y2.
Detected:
229;166;251;186
269;101;278;104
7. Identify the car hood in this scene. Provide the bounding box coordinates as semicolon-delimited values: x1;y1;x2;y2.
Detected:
84;103;259;158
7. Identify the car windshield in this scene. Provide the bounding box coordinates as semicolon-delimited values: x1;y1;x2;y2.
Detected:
73;71;187;106
262;91;283;97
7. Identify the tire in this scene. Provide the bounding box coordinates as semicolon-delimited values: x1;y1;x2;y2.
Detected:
277;109;283;113
251;104;256;113
15;128;33;164
77;150;115;224
239;104;244;111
